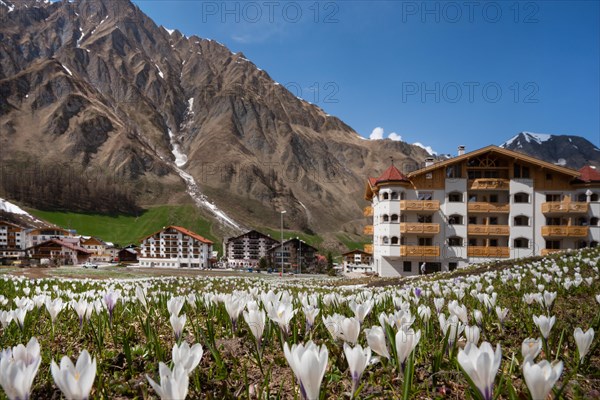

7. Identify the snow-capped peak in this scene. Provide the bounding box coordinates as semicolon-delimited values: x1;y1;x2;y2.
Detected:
501;132;553;148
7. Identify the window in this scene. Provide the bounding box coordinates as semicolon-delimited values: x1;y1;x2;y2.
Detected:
591;217;599;226
446;165;462;178
448;192;462;202
400;214;407;222
546;173;553;181
514;163;530;179
391;191;399;200
400;237;406;245
391;214;399;222
546;217;561;226
382;192;389;200
468;194;478;202
468;216;478;225
468;238;478;246
545;240;561;250
449;262;458;271
489;239;498;247
514;193;529;203
514;216;529;226
546;194;561;202
577;217;588;226
514;238;529;248
591;241;598;248
577;193;587;202
418;192;433;200
448;237;463;246
592;193;599;202
418;214;433;223
448;215;463;225
577;240;588;249
488;217;498;225
418;237;433;246
382;236;389;244
383;214;389;222
489;194;498;203
391;236;399;245
403;261;412;272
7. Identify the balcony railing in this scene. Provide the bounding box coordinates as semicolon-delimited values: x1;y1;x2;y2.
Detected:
363;206;374;217
400;245;440;257
467;225;510;236
467;246;510;258
399;200;440;212
467;202;510;213
468;179;510;190
399;223;440;234
363;225;374;235
541;202;588;214
541;226;589;237
364;244;373;254
541;249;562;256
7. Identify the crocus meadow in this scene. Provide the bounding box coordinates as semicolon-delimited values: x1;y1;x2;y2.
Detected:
0;247;599;399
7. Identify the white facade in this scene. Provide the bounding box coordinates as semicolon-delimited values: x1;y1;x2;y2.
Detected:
138;226;213;268
365;146;600;277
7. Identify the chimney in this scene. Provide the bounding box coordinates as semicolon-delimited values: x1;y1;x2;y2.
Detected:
425;157;434;167
458;145;465;156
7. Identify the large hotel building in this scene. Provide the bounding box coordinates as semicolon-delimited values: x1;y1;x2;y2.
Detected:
364;145;600;277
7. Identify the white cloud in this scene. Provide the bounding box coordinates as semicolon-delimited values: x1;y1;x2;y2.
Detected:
413;142;437;155
388;132;402;141
369;127;384;140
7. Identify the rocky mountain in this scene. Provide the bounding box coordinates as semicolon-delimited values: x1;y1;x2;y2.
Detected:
0;0;429;241
500;132;600;170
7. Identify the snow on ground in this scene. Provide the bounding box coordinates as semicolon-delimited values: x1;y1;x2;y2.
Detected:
167;129;188;167
0;198;28;215
187;98;194;115
155;64;164;79
76;27;84;47
501;132;553;148
62;65;73;76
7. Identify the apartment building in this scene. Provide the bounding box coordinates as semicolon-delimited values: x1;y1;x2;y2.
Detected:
364;145;600;277
0;221;26;259
268;238;318;273
224;230;279;268
138;226;213;268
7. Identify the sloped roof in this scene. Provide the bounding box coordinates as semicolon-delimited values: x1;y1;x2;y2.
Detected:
29;239;91;254
226;229;277;244
342;249;372;256
375;164;409;183
140;226;213;244
578;165;600;182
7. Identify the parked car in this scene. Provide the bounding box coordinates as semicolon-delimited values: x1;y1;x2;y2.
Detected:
82;262;98;269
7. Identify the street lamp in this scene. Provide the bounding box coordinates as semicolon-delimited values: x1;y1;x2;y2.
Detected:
280;210;286;277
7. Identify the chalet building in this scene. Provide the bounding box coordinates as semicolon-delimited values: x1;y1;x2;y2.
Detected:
25;227;74;248
28;239;91;265
138;226;213;268
0;221;26;250
81;237;112;262
118;247;138;263
342;249;373;273
267;238;317;273
225;230;278;268
364;145;600;277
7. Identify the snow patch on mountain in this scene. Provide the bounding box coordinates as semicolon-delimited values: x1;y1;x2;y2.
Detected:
501;132;552;148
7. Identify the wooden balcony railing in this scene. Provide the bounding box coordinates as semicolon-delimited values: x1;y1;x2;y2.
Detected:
400;245;440;257
399;223;440;234
467;202;510;213
363;206;374;217
467;225;510;236
541;226;589;237
363;225;374;235
541;249;563;256
541;202;588;214
399;200;440;212
364;244;374;254
467;246;510;258
468;179;510;190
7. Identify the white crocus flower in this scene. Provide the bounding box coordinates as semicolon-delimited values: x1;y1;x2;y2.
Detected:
523;359;563;400
45;297;64;323
574;327;594;362
166;296;185;317
343;343;371;394
169;313;186;341
0;337;42;400
457;341;501;400
283;341;328;400
533;315;556;339
172;342;203;375
521;338;542;362
341;317;361;345
146;363;189;400
51;350;97;400
243;309;266;346
395;328;421;369
464;325;481;345
364;326;390;359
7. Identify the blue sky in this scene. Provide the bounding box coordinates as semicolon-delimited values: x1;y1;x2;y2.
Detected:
132;0;600;155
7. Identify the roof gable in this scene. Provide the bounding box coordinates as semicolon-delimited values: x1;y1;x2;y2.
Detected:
376;164;409;184
578;165;600;182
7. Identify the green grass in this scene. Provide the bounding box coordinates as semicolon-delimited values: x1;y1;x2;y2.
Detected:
27;205;221;252
336;233;370;253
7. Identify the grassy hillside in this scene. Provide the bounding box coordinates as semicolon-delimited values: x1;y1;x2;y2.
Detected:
28;205;221;253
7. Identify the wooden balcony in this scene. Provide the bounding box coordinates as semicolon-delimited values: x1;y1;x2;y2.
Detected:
400;245;440;257
364;244;373;254
363;225;374;235
467;246;510;258
399;200;440;212
541;226;589;237
467;225;510;236
467;202;510;213
541;202;588;214
468;179;510;190
363;206;373;217
541;249;562;256
399;223;440;234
